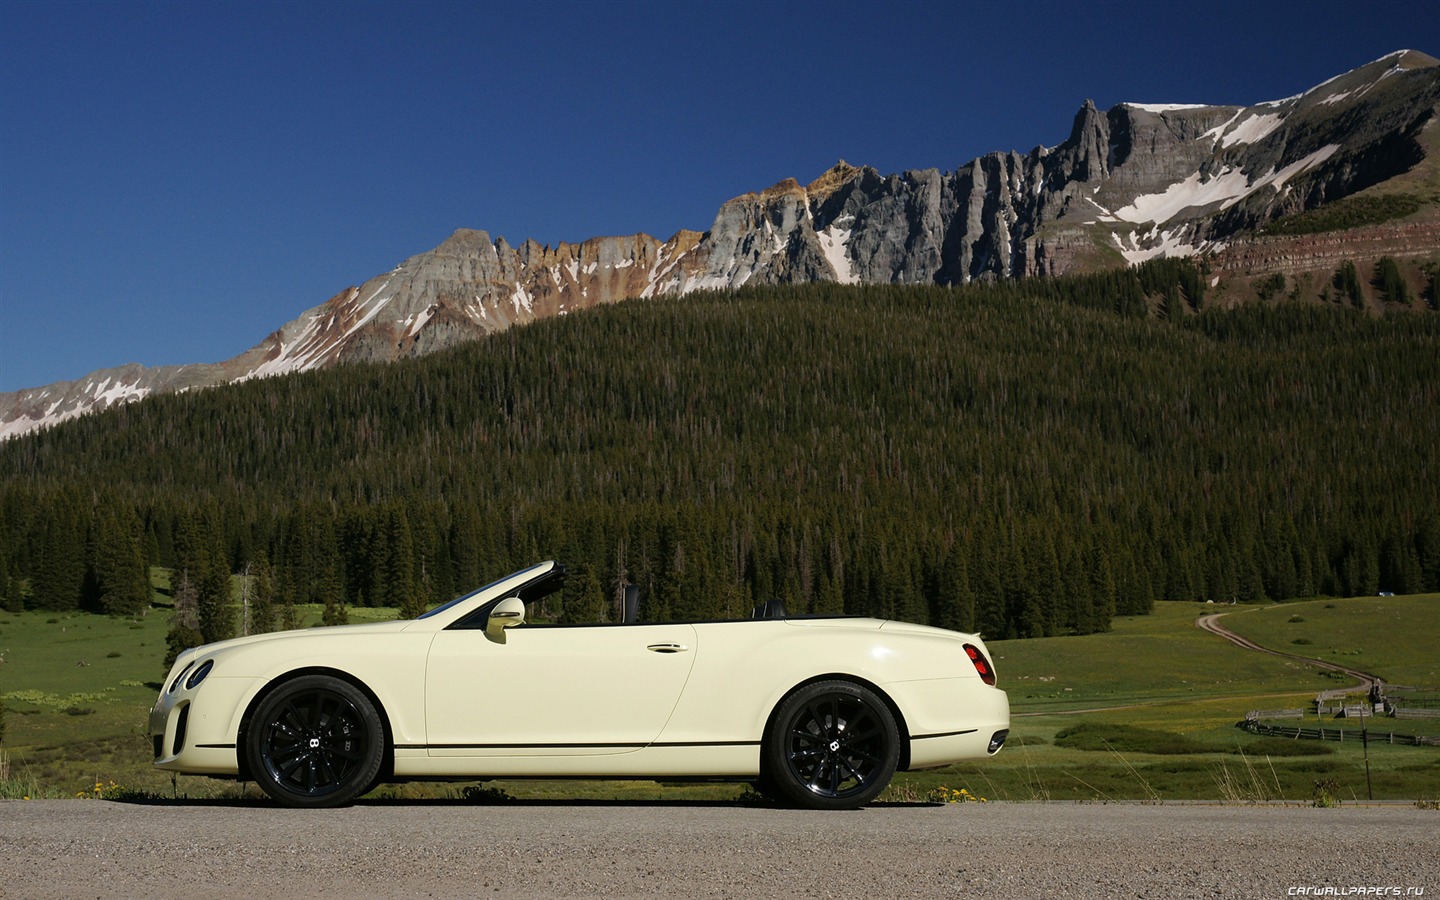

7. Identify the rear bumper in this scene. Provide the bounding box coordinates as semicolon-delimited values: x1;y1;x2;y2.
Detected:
887;676;1010;770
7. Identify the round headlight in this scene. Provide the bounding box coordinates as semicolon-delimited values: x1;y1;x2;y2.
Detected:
168;661;196;694
185;659;214;690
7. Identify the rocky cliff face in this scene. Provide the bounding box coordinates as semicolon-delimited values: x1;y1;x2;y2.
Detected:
4;50;1438;440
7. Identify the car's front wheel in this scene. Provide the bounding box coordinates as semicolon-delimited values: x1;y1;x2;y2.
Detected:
245;675;384;808
763;680;900;810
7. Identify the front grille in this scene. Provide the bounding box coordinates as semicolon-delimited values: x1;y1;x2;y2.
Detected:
153;734;163;759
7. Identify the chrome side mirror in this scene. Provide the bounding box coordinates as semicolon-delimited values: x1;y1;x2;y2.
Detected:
486;597;526;642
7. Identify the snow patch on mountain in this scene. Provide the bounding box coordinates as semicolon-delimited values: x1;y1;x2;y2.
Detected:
818;224;857;284
1112;143;1341;226
242;314;326;381
1262;144;1343;190
407;305;436;337
1124;102;1211;112
1218;112;1284;147
0;407;83;440
511;284;534;316
345;280;395;337
1112;168;1253;224
1113;228;1191;263
91;377;151;406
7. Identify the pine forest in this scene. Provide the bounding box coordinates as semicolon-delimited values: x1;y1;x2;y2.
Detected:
2;261;1437;654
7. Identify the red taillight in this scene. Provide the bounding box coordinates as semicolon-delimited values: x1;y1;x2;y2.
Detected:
964;643;996;686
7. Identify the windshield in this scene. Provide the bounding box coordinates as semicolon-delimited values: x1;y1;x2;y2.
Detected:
415;562;554;620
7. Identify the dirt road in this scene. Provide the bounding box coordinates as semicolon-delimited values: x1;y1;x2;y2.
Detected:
1196;610;1382;692
2;799;1435;898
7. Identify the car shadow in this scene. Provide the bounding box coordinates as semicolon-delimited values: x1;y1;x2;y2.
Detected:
110;795;943;810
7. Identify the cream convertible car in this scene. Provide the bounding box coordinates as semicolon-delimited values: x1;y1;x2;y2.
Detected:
152;561;1009;809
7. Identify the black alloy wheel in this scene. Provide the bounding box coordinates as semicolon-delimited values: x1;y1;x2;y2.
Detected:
764;680;899;810
245;675;384;808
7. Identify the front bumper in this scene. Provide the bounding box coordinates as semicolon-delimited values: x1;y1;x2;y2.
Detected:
150;671;256;776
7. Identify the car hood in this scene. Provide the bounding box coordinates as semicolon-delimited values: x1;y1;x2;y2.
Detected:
179;620;415;662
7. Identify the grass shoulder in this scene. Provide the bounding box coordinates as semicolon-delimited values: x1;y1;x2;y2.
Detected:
5;591;1440;803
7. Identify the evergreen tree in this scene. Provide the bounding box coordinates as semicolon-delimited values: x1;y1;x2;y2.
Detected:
1029;530;1064;635
815;573;846;616
1333;260;1365;308
1085;543;1116;632
1113;547;1153;616
1204;545;1233;604
31;493;85;611
195;511;235;643
244;552;277;635
1379;535;1424;595
1236;550;1266;604
1254;272;1286;302
932;545;974;632
164;570;204;670
1005;538;1045;639
1060;541;1090;634
971;532;1006;636
86;506;150;616
171;511;202;587
0;564;16;613
382;505;422;618
278;587;302;631
1373;257;1411;305
449;504;485;594
560;562;605;623
319;558;348;626
1417;515;1440;592
1340;538;1380;597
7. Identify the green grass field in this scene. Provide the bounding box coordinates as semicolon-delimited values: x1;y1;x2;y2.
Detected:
3;584;1437;803
947;595;1440;804
1214;595;1440;688
0;572;398;799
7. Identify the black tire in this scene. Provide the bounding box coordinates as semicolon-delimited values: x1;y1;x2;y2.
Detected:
245;675;385;809
763;680;899;810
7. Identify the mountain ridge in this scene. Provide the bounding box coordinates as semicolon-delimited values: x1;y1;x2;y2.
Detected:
3;49;1437;440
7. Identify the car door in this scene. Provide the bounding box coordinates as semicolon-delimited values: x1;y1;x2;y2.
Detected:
424;622;698;757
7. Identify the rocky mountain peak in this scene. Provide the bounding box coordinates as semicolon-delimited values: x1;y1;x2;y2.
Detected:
806;161;862;199
438;227;493;251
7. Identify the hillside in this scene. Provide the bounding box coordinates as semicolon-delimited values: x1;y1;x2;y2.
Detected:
3;269;1438;641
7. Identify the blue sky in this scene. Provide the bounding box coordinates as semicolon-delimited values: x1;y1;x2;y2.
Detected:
1;0;1436;392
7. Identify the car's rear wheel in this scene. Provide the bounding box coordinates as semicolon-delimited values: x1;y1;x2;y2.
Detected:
245;675;384;808
764;680;899;810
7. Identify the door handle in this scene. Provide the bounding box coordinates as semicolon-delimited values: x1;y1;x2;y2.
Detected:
647;643;689;653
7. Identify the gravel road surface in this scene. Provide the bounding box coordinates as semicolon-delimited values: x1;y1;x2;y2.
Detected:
4;800;1436;898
